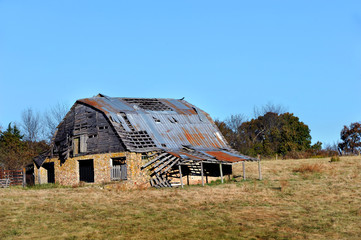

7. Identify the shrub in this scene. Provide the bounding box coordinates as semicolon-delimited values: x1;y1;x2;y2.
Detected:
283;149;339;160
292;164;323;174
330;156;340;162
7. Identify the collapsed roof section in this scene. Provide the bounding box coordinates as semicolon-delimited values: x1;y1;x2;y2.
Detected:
77;95;257;170
78;94;232;152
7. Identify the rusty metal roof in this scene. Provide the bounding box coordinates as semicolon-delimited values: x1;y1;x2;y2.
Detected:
78;95;229;151
167;149;255;163
76;94;257;163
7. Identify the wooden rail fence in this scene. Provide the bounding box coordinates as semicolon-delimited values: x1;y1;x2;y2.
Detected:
0;169;25;187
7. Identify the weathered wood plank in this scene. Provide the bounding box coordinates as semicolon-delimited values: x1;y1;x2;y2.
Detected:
141;153;168;169
154;156;176;173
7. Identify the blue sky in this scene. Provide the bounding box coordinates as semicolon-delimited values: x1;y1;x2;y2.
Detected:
0;1;360;145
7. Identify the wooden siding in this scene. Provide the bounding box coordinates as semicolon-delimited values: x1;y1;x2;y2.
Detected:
52;103;125;160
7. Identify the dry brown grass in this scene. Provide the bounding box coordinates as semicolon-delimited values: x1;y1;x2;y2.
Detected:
1;156;361;239
292;163;323;174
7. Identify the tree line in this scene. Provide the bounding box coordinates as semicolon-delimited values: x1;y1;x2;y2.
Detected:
215;103;346;159
0;103;69;170
0;101;359;169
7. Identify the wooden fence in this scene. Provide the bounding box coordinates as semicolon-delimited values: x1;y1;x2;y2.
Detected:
0;169;25;187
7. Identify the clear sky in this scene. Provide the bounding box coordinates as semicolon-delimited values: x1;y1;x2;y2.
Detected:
0;1;360;146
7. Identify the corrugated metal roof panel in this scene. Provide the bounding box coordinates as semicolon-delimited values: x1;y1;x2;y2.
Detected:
167;149;254;163
77;96;231;152
204;151;245;163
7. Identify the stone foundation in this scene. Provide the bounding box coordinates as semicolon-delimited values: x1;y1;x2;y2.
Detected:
34;152;150;186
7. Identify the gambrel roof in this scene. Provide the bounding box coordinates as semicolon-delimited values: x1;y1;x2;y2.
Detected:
78;94;255;163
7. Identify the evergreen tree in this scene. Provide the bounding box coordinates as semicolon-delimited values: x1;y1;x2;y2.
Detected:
0;123;29;169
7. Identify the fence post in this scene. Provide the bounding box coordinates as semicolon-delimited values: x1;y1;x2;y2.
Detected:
242;161;246;180
258;155;262;180
201;161;204;186
23;168;26;187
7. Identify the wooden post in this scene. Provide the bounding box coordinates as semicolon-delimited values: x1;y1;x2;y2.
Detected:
258;155;262;180
178;165;184;188
187;174;189;185
38;168;41;185
22;168;26;187
219;163;224;183
242;161;246;180
201;161;204;186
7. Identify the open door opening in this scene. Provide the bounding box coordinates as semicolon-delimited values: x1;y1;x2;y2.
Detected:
79;159;94;183
43;162;55;183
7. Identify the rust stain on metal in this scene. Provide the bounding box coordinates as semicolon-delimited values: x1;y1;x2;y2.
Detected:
79;99;110;114
205;151;245;163
179;152;203;160
167;152;181;158
162;100;196;115
182;128;202;146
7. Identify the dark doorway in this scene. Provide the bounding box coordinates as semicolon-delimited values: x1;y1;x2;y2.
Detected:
25;164;35;186
79;160;94;183
43;162;55;183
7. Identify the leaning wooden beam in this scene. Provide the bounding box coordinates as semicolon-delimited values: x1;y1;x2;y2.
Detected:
146;151;162;158
141;152;168;169
160;158;180;174
154;156;176;173
158;174;170;188
219;163;224;183
152;176;160;187
150;178;155;187
154;174;164;187
178;164;184;188
153;155;173;169
159;174;170;188
201;161;204;186
242;161;246;180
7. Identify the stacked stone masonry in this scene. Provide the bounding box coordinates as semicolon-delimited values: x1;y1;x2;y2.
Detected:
34;152;150;186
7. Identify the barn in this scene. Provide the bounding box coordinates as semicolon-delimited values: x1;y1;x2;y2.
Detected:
34;94;256;188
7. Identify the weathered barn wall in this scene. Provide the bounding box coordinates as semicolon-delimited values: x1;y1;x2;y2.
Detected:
53;103;125;161
34;166;48;184
35;152;150;186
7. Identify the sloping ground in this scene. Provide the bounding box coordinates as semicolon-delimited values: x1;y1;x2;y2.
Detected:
0;157;361;239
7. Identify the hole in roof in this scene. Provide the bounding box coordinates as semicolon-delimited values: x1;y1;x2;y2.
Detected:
123;98;173;111
169;117;178;123
153;116;161;123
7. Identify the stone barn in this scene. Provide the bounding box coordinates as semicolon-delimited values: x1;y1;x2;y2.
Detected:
34;94;256;188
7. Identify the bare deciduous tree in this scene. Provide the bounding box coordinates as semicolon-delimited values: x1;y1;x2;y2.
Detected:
224;114;247;134
253;102;287;118
44;102;69;141
21;108;42;142
216;114;248;150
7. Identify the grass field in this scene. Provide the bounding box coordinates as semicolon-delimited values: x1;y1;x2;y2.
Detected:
1;156;361;240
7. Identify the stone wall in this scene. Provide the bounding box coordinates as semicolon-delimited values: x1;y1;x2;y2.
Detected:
35;152;150;186
34;166;48;184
